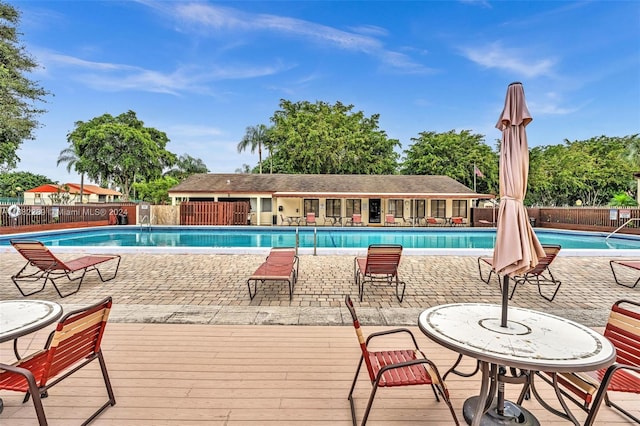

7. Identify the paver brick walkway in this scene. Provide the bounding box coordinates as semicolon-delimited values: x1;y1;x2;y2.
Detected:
1;252;638;327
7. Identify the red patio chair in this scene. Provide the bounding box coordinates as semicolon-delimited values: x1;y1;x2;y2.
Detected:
536;299;640;425
354;244;405;302
345;295;459;426
347;214;363;226
305;212;317;226
609;259;640;288
0;296;116;425
10;240;121;298
384;214;396;226
247;247;299;300
477;244;562;301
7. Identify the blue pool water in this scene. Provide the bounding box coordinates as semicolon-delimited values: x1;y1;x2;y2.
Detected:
1;226;639;251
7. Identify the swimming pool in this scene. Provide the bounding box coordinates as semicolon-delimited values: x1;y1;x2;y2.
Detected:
1;226;639;256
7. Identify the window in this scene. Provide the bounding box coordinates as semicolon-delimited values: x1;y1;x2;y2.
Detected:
453;200;467;217
408;199;426;218
261;198;272;212
304;199;319;215
34;193;42;205
388;199;404;218
346;199;361;216
431;199;446;218
326;199;341;217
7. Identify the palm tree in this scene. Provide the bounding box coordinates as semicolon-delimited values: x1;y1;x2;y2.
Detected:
237;124;269;174
57;146;85;204
164;154;209;181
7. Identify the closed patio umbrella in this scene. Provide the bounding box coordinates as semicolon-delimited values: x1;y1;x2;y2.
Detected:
493;82;545;327
467;82;547;425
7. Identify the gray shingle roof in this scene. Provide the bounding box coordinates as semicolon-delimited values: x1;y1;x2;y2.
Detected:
169;173;489;198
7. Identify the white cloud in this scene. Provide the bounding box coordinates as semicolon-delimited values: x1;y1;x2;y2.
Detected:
461;42;556;78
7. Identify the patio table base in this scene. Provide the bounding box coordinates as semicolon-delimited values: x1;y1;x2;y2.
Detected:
463;396;539;426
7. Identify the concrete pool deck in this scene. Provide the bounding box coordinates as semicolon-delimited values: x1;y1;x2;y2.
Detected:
1;251;638;328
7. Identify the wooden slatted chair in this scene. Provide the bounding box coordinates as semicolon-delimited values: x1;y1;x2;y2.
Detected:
345;295;459;426
10;240;121;298
609;259;640;288
247;247;299;300
477;245;562;301
0;296;116;425
536;299;640;425
354;244;405;302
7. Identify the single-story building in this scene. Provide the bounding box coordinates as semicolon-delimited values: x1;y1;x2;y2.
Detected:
168;173;493;226
23;183;122;205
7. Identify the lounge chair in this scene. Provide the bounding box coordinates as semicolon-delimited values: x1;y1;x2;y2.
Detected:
384;214;396;226
354;244;405;302
347;213;363;226
536;299;640;425
0;296;116;425
426;217;442;226
451;217;464;226
305;212;317;226
609;259;640;288
10;240;121;298
247;247;299;300
477;244;562;301
345;295;459;426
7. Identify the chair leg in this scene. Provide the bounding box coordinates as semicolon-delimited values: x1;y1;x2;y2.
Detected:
50;270;86;298
82;351;116;426
609;261;640;288
348;356;365;426
247;279;258;299
477;258;495;285
395;278;406;303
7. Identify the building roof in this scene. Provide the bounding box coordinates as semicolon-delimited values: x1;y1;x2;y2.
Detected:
168;173;492;199
26;183;121;196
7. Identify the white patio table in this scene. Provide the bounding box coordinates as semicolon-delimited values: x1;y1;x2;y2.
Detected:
418;303;616;426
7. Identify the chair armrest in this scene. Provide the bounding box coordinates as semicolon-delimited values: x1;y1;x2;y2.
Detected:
365;328;420;349
0;362;41;393
376;356;447;388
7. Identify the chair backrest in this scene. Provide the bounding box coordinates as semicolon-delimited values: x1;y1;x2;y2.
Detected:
364;244;402;276
267;247;296;264
352;214;362;224
604;299;640;368
452;217;463;225
11;240;67;271
42;296;112;385
385;214;395;224
306;212;316;222
344;295;376;381
427;217;438;224
528;244;561;275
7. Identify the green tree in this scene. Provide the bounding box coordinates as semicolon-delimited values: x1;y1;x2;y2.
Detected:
400;130;498;194
237;124;270;174
56;146;89;203
164;154;209;181
610;192;637;207
0;171;52;198
133;176;178;204
0;2;50;169
267;100;400;174
66;111;177;200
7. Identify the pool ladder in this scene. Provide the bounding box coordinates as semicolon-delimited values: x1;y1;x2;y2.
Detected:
605;218;640;240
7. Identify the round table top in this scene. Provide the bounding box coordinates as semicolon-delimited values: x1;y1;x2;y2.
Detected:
0;300;63;343
418;303;616;372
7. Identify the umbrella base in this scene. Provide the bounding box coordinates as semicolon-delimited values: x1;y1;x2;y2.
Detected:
463;396;539;425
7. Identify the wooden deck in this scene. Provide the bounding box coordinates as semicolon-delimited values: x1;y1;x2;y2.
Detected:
1;323;638;425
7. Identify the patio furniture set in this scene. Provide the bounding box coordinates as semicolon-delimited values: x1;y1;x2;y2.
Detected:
1;239;639;425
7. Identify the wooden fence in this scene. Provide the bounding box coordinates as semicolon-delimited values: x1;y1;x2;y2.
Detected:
180;201;249;225
0;203;137;235
473;207;640;235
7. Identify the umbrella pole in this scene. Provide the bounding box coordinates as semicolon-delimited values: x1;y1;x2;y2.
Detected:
501;275;509;327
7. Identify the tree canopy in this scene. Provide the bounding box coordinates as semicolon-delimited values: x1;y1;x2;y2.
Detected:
266;100;400;174
0;170;51;198
0;2;50;169
164;154;209;181
65;111;176;200
401;130;498;194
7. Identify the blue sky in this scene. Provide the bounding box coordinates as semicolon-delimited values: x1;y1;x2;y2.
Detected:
10;0;640;184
